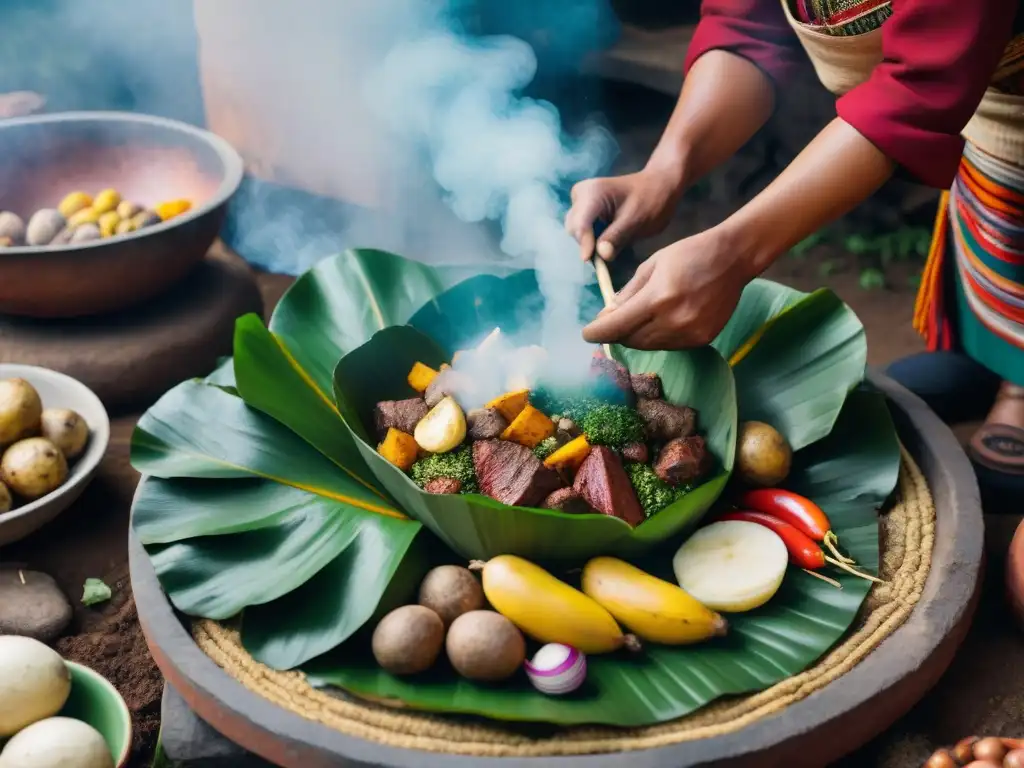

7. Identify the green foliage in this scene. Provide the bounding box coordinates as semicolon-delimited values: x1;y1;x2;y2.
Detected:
532;387;604;422
625;462;686;518
532;436;559;460
579;404;646;447
410;447;478;493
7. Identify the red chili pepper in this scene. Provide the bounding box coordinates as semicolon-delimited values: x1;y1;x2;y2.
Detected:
737;488;854;565
718;510;883;586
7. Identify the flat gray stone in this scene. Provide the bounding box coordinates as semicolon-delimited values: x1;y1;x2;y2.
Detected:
161;683;274;767
0;568;72;642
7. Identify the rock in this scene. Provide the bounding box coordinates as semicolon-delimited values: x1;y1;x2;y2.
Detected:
0;570;73;642
161;684;274;767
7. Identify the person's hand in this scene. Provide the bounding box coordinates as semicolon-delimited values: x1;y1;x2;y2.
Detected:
582;228;749;350
564;166;684;262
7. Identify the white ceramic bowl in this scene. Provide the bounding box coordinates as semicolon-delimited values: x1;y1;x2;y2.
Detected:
0;364;110;546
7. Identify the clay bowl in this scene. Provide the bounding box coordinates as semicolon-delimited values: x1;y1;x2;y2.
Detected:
0;111;244;318
60;662;134;767
0;364;111;546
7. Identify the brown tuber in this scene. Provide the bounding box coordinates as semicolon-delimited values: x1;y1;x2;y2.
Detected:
972;737;1007;763
923;751;957;768
953;737;979;763
1004;749;1024;768
417;565;485;627
371;605;445;675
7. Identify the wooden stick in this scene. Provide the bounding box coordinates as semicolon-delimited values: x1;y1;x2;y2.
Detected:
590;257;615;359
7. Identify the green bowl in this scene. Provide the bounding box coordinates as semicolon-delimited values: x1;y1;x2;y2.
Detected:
59;662;133;767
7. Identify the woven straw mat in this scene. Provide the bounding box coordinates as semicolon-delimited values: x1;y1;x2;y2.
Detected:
193;446;934;757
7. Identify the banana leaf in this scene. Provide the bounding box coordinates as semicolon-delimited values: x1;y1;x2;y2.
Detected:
307;388;899;726
713;282;866;451
332;325;736;562
131;380;422;669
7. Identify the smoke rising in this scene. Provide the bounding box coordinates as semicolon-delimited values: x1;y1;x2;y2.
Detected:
3;0;618;384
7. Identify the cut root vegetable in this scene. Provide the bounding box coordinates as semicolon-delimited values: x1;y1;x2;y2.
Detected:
485;390;530;422
500;404;555;448
413;396;467;454
543;435;591;473
378;428;419;471
407;362;439;393
672;521;788;613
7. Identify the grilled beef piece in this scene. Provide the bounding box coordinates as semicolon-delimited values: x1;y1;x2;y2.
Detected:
573;446;644;526
655;436;711;487
637;398;697;441
467;408;508;440
541;487;595;514
473;439;561;508
425;368;476;408
590;356;635;405
373;398;428;440
424;477;462;495
621;442;649;464
630;372;663;400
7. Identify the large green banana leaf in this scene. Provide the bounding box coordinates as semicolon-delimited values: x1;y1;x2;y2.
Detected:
307;389;899;726
131;380;423;670
332;325;736;562
713;282;867;451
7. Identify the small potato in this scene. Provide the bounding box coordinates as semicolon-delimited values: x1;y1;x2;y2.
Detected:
0;211;26;245
91;188;121;215
132;210;161;229
0;481;11;514
736;421;792;487
70;223;101;243
371;605;445;676
25;209;67;246
67;207;100;228
114;219;138;235
115;200;142;220
0;378;42;447
97;211;121;238
1;438;68;500
418;565;485;627
40;408;89;461
57;191;93;218
446;610;525;682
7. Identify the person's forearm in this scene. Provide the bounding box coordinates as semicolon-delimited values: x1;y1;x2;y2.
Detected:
645;51;777;190
720;117;895;279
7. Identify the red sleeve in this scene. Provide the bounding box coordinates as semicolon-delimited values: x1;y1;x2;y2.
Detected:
684;0;803;86
836;0;1018;189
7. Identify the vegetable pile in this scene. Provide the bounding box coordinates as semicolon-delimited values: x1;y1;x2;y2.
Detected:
0;188;191;249
0;378;91;514
373;328;715;525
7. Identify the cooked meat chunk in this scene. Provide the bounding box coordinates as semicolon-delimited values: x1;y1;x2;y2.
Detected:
630;372;663;400
572;446;644;527
466;408;508;440
621;442;649;464
472;439;561;508
424;477;462;495
373;398;428;440
637;398;697;441
654;436;712;487
541;487;595;514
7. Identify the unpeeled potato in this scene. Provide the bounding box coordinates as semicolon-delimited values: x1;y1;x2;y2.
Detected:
735;421;792;487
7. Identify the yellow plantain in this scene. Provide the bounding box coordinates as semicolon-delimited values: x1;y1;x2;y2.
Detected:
470;555;637;654
581;557;728;645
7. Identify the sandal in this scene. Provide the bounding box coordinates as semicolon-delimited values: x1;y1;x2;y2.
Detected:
969;383;1024;475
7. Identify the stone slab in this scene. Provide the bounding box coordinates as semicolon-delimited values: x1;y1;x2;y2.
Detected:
0;244;263;416
161;683;274;768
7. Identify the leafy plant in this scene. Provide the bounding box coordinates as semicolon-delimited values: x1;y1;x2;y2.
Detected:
130;249;896;727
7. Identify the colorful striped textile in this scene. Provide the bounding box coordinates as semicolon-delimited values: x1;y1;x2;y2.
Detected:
791;0;892;35
913;142;1024;384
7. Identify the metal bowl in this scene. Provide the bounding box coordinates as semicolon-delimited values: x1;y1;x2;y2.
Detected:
0;111;244;318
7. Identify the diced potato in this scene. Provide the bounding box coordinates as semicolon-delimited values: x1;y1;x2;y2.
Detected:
486;390;530;422
378;428;419;471
407;361;439;393
544;435;592;473
500;404;555;448
414;396;467;453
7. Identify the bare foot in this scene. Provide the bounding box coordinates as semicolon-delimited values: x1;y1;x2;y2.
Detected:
969;381;1024;474
0;91;45;119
